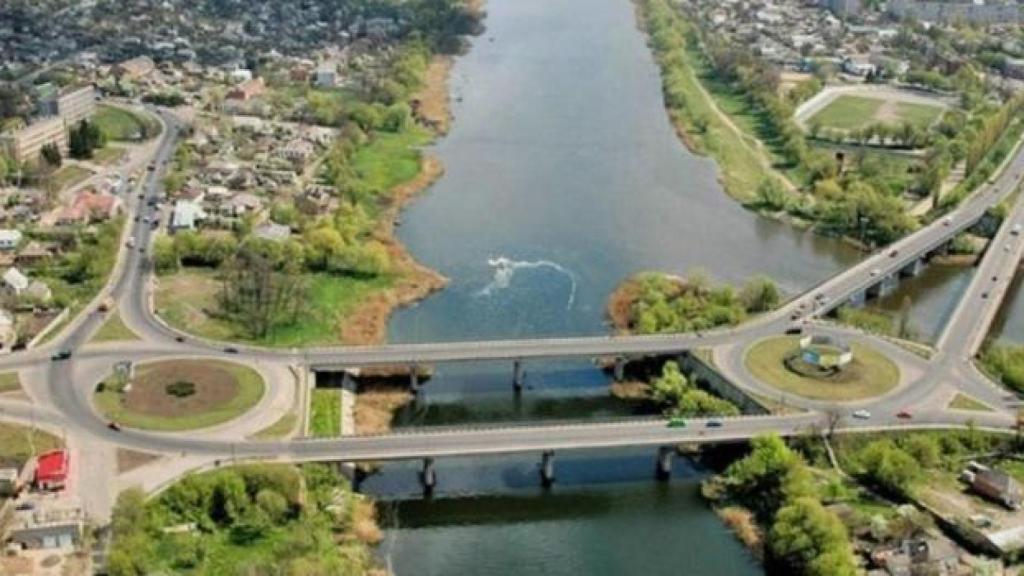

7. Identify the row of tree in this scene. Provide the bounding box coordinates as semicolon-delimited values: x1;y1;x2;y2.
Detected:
649;360;739;417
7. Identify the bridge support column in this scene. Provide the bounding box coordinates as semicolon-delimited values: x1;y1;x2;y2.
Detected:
540;450;555;487
900;258;925;278
656;446;673;481
513;359;524;392
847;291;867;309
410;364;420;394
421;458;436;493
613;357;626;382
353;466;368;492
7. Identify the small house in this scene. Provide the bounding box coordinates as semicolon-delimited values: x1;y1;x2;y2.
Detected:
34;449;68;491
971;469;1022;510
0;229;23;251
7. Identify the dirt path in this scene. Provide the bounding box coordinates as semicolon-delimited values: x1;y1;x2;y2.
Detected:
683;61;799;194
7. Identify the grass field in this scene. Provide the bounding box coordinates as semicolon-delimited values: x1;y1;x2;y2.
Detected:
94;360;265;431
947;393;992;412
90;312;139;343
351;127;433;203
810;95;943;132
745;336;900;401
0;371;20;394
251;412;298;440
50;164;91;191
310;389;342;438
155;267;394;347
92;146;126;165
93;104;152;141
0;423;62;468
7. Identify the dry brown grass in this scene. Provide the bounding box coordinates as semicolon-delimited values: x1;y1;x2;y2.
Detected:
116;449;161;474
606;278;642;334
352;498;384;545
412;57;453;135
355;386;414;435
610;380;651;400
717;506;763;556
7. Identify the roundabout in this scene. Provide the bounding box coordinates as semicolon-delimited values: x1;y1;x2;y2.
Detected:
744;335;900;402
93;359;265;431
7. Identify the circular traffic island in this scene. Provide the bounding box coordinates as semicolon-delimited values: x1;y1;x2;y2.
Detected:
744;335;899;402
94;360;265;431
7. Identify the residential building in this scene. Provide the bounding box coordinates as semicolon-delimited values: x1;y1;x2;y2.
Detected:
57;190;124;225
315;62;337;88
170;200;207;231
843;55;877;77
279;138;315;164
888;0;1024;24
227;77;266;101
56;85;97;128
254;222;291;241
15;241;56;266
0;116;69;163
2;267;29;296
114;55;155;80
0;229;23;251
34;449;69;491
1006;57;1024;81
872;538;959;575
8;504;84;549
971;468;1022;509
0;466;18;496
822;0;862;17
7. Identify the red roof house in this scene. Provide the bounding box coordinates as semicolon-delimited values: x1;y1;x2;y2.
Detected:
34;449;68;491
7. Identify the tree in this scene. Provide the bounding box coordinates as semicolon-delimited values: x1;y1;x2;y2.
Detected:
724;434;813;521
768;497;857;576
755;178;789;211
217;243;309;339
740;275;780;313
40;143;62;167
854;439;922;497
651;361;688;406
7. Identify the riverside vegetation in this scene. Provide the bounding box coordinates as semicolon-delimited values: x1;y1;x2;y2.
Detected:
153;0;481;346
636;0;1024;248
106;464;383;576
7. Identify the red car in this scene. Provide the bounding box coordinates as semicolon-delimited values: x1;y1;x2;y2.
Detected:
896;410;912;420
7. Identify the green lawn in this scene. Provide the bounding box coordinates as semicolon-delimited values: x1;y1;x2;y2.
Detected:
94;360;265;431
810;96;884;131
93;104;152;141
310;389;342;438
90;312;139;343
251;412;298;440
351;127;432;198
155;267;394;347
0;422;62;468
0;371;20;394
947;393;992;412
744;336;900;401
92;146;126;165
50;164;92;190
810;95;943;133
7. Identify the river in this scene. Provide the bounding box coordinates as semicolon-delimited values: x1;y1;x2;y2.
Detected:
363;0;872;573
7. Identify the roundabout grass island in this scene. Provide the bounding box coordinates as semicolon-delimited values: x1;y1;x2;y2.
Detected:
744;335;899;402
94;359;265;431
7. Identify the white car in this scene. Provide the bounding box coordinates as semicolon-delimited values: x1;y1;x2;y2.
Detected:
870;268;880;277
943;216;953;226
852;409;871;419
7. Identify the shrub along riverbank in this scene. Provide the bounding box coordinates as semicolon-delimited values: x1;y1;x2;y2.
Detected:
106;464;383;576
607;271;780;335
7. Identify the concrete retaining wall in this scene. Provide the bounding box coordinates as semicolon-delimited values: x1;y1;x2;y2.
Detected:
677;351;770;415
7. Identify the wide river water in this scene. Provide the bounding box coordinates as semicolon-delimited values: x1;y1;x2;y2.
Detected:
359;0;984;573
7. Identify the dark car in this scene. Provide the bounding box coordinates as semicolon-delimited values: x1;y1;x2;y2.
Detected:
51;349;72;361
175;336;185;343
107;421;122;432
889;249;898;258
784;327;802;335
224;347;239;354
706;419;723;428
982;292;989;299
896;410;912;420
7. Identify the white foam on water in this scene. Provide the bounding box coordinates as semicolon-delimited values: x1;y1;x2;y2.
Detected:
477;257;577;310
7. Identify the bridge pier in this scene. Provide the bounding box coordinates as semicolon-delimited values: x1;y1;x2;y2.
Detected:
421;458;436;493
899;258;925;278
656;446;673;481
846;290;867;309
513;359;524;392
410;364;421;394
613;357;626;382
540;450;555;487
